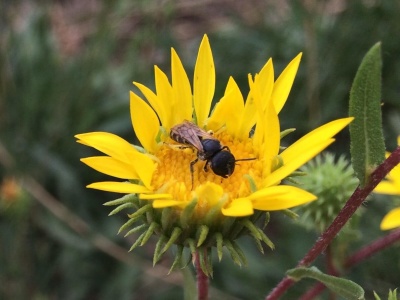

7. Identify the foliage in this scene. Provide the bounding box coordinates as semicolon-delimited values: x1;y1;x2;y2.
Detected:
1;0;400;299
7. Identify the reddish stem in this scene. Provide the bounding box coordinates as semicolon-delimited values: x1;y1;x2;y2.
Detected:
344;227;400;268
195;250;209;300
299;228;400;299
265;146;400;300
299;283;326;300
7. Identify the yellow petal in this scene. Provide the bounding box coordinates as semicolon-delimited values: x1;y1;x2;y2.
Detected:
380;207;400;230
171;48;192;124
154;66;174;129
130;91;159;153
133;82;166;126
81;156;139;179
87;181;151;193
250;74;280;160
195;182;224;208
75;132;138;163
249;75;264;150
261;90;280;161
194;35;215;127
271;53;302;114
208;77;244;135
237;85;257;140
222;197;254;217
250;185;316;210
264;139;334;187
374;181;400;195
75;132;156;189
280;117;354;164
387;165;400;187
257;58;274;112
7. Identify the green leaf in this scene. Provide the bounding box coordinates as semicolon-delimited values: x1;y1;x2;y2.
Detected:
108;202;135;216
349;42;385;187
215;232;223;261
373;291;382;300
103;194;138;206
374;289;398;300
388;289;398;300
197;225;209;247
169;245;184;274
287;266;365;300
161;227;182;253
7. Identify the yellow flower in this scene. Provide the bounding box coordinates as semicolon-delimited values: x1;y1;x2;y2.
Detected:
76;35;352;218
76;35;353;273
374;136;400;230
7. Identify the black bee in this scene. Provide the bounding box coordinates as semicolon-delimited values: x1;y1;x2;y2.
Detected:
170;120;255;186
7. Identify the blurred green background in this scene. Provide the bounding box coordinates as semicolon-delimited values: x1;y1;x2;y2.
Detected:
1;0;400;299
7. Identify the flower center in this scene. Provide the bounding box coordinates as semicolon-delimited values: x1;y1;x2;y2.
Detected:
151;132;264;202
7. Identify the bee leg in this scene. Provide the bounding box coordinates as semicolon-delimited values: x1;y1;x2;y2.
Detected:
221;146;231;152
164;142;190;150
190;158;199;190
203;160;210;172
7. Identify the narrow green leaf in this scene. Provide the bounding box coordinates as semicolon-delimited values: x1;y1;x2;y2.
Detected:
204;196;228;226
197;225;209;247
128;231;146;252
388;289;398;300
230;241;247;266
108;202;135;216
199;249;211;277
244;174;258;193
263;212;270;229
127;203;152;219
280;128;296;139
224;240;243;267
373;289;398;300
373;291;381;300
169;245;184;274
180;198;197;228
187;238;196;255
118;216;141;234
124;224;147;237
252;235;264;253
103;194;138;206
241;219;262;240
153;235;167;265
215;233;223;261
349;42;385;187
281;209;299;220
140;222;158;246
258;228;275;250
287;266;365;300
161;207;172;229
161;227;182;253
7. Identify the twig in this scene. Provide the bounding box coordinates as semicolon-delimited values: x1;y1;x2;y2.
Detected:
265;146;400;300
195;250;209;300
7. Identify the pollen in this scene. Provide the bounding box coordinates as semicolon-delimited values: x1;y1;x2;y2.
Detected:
151;132;264;203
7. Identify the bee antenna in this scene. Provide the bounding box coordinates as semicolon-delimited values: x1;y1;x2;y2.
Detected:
235;157;256;162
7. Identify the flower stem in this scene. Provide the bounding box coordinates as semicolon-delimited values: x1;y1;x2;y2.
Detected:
344;227;400;268
265;146;400;300
195;250;209;300
299;228;400;299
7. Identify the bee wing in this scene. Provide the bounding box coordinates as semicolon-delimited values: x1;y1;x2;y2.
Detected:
181;120;215;140
170;121;205;151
